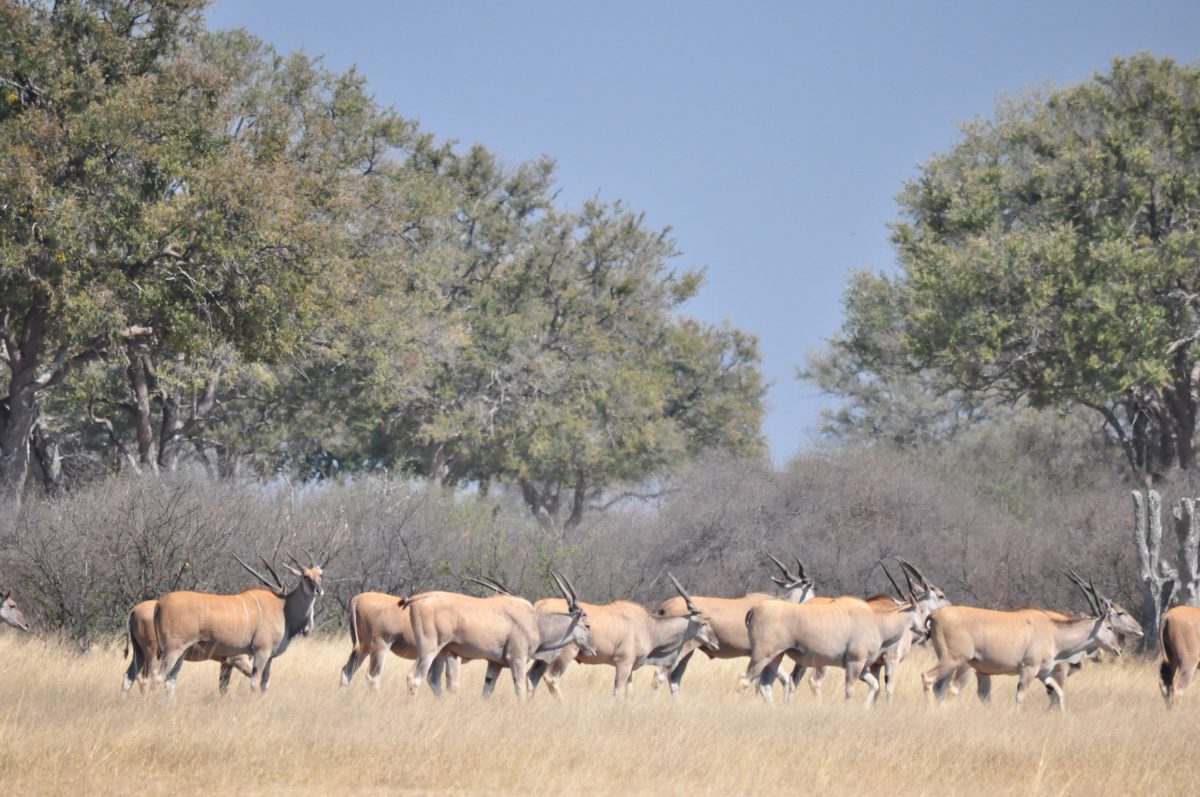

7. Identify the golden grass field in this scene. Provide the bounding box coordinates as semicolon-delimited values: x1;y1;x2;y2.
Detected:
0;632;1193;796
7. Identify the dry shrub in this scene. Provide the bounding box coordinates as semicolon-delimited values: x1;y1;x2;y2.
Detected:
0;447;1145;647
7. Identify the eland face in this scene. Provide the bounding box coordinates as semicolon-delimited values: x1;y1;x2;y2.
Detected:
0;592;30;633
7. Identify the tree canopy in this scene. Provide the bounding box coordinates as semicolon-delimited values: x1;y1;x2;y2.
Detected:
0;0;766;524
813;54;1200;482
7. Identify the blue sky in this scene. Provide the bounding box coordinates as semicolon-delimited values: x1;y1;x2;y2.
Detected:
209;0;1200;463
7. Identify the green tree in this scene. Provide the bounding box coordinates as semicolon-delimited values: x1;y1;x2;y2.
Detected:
830;54;1200;481
0;3;355;499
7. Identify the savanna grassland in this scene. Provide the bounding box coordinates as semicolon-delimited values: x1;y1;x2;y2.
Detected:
0;633;1190;796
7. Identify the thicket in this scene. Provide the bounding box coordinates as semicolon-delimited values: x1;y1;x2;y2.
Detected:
0;440;1139;647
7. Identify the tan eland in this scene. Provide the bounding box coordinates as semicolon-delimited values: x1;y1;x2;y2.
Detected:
529;573;719;699
155;554;324;699
338;591;459;694
653;554;814;698
402;583;543;700
921;571;1141;711
121;598;253;697
738;590;926;706
807;558;949;702
0;590;30;633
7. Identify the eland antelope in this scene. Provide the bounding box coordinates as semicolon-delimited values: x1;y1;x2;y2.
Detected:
338;591;459;695
653;554;814;699
921;571;1140;711
807;558;949;702
155;553;324;699
122;598;253;697
402;585;542;700
466;572;595;698
739;591;926;706
528;573;719;699
947;606;1105;703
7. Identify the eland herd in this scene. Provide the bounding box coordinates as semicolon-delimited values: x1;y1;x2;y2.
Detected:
7;553;1200;710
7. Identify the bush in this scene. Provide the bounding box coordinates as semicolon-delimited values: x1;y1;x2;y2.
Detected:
0;449;1141;648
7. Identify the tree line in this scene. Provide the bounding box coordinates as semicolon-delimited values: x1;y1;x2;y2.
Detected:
0;0;766;526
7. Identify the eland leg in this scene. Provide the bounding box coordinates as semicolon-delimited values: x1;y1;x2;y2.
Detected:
665;650;694;700
122;649;142;698
807;665;828;699
160;647;187;703
340;646;364;688
1014;664;1036;708
510;655;529;701
882;655;899;703
976;673;993;703
218;661;234;695
612;659;635;699
1042;673;1066;712
921;659;964;704
428;654;446;698
528;660;548;695
858;662;881;708
1172;659;1197;707
247;649;271;693
739;651;782;698
481;661;502;699
258;657;274;694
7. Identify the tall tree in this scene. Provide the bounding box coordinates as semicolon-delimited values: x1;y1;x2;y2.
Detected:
830;54;1200;482
0;3;347;500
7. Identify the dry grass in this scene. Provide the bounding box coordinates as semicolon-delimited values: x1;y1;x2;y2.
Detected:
0;633;1191;796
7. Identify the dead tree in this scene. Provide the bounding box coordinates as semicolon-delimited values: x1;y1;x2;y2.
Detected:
1133;490;1176;653
1173;498;1200;608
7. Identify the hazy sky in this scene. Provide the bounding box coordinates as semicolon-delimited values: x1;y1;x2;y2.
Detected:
208;1;1200;463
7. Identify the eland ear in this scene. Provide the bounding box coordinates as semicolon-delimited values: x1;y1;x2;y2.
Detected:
283;563;303;577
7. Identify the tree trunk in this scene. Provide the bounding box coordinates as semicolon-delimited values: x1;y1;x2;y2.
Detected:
1174;497;1200;607
30;409;64;494
1168;348;1197;470
0;387;37;504
519;478;559;531
427;442;450;492
125;343;159;473
1133;489;1175;654
563;470;588;536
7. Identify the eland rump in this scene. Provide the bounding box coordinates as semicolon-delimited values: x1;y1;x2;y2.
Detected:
1159;603;1200;707
122;598;253;697
154;554;324;698
339;591;459;695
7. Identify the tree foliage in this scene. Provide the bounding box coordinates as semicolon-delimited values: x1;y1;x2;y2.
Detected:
819;54;1200;481
0;1;766;525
